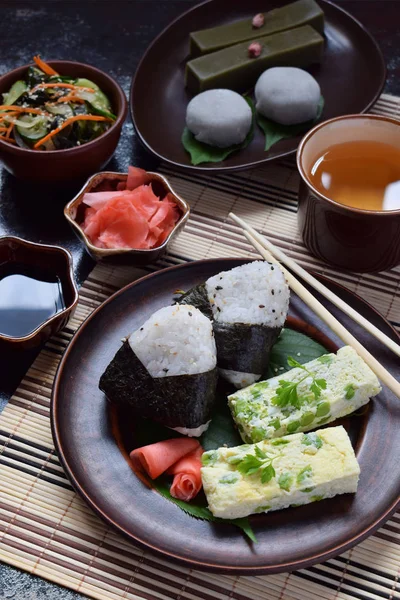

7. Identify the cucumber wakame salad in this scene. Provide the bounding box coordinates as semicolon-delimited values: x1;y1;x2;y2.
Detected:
0;56;116;150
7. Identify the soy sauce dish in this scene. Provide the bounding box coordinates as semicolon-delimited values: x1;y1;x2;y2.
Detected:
0;237;79;350
0;56;127;182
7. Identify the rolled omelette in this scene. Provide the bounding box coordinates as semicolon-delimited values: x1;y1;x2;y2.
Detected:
228;346;381;443
201;425;360;519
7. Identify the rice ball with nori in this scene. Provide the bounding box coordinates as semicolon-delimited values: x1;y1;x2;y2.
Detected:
129;304;216;377
178;261;290;389
186;89;252;148
255;67;321;125
99;305;218;436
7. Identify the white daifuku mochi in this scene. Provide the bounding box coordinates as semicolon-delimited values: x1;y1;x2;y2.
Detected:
255;67;321;125
186;89;252;148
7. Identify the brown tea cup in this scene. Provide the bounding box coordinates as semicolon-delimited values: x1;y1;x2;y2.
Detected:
296;114;400;273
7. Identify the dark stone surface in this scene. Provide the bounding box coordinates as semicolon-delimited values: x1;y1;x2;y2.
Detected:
0;0;398;598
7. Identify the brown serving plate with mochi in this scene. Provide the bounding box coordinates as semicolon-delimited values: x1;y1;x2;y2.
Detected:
130;0;385;170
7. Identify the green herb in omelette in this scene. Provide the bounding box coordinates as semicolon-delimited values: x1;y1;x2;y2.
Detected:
315;401;330;416
236;446;276;484
317;354;334;365
278;472;293;491
297;465;312;485
272;356;327;409
219;473;239;484
302;433;323;449
345;383;356;400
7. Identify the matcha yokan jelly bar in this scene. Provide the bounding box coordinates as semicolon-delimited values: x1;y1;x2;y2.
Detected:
189;0;324;56
185;25;324;94
228;346;381;444
201;426;360;519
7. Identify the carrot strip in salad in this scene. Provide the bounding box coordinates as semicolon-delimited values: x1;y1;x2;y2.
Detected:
5;122;14;138
0;136;16;144
0;111;18;123
0;127;8;133
56;95;85;104
34;115;112;149
0;106;48;115
31;83;95;94
33;55;59;76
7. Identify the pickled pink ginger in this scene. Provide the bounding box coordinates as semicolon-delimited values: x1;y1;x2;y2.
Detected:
81;167;181;250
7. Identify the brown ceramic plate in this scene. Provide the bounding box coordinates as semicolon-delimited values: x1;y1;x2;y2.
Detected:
51;259;400;574
130;0;386;171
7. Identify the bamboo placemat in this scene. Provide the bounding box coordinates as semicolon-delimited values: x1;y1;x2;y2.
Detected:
0;93;399;600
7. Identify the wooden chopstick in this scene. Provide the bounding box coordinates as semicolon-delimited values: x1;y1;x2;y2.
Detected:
229;216;400;398
229;213;400;360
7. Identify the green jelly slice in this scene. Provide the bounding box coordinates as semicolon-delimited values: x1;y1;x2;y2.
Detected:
190;0;324;56
185;25;324;94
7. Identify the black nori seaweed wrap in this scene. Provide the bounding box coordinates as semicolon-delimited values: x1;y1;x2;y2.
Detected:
99;341;218;429
177;283;213;319
213;322;281;374
178;284;283;377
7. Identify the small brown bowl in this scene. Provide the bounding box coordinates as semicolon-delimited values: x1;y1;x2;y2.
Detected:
64;170;190;265
0;237;79;350
297;114;400;273
0;60;128;183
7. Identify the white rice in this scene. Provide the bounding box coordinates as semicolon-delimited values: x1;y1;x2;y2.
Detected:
218;369;261;389
205;261;289;326
129;304;216;378
172;421;211;437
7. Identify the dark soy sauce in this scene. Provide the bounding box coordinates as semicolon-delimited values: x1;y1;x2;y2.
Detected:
0;264;65;338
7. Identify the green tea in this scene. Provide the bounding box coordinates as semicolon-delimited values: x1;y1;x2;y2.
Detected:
309;140;400;211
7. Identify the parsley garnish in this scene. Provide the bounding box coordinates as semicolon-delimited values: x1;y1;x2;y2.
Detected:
287;356;309;369
260;463;276;484
236;446;276;484
272;357;327;409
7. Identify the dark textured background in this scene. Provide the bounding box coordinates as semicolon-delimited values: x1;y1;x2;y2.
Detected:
0;1;399;597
